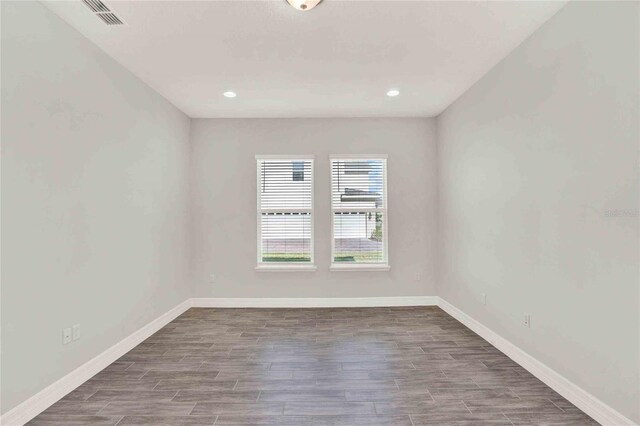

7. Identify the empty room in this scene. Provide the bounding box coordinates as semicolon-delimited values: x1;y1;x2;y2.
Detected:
1;0;638;425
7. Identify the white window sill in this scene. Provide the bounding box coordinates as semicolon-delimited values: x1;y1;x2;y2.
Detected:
255;264;318;272
330;264;391;272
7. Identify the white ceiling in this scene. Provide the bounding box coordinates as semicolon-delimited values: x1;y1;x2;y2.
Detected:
43;0;567;118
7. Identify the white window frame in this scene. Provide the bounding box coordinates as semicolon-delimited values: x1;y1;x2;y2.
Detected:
330;154;389;271
255;155;316;272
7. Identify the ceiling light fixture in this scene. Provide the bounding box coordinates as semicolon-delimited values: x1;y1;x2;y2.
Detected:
223;91;237;98
386;90;400;97
286;0;323;11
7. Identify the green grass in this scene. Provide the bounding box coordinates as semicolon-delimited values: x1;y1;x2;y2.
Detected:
262;251;384;263
334;251;384;263
262;253;311;262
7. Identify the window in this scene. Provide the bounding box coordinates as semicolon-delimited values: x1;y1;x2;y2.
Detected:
331;156;388;270
292;161;305;181
256;156;315;270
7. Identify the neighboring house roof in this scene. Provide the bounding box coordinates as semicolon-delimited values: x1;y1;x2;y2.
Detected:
341;188;382;207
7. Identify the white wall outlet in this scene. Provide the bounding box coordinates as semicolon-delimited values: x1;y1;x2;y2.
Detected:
63;327;72;345
524;314;531;328
72;324;80;341
209;273;216;283
414;273;421;281
481;293;487;305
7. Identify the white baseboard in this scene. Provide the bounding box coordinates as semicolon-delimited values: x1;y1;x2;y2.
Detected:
437;298;636;426
191;296;438;308
0;299;192;426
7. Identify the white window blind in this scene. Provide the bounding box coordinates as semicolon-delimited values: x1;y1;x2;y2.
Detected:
331;157;388;266
257;157;314;265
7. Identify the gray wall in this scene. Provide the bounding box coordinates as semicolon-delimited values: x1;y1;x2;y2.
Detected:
190;118;437;298
1;1;192;413
2;0;637;422
437;1;639;423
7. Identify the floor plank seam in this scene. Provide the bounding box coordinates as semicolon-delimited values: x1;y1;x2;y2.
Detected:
185;402;197;416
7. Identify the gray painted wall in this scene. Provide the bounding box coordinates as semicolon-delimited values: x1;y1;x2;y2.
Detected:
1;1;192;413
2;0;637;422
437;2;639;422
190;118;438;298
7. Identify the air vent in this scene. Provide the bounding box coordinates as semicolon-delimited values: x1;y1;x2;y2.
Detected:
81;0;124;26
82;0;109;13
95;12;123;25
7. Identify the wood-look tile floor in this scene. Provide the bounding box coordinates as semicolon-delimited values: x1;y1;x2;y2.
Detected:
29;307;599;425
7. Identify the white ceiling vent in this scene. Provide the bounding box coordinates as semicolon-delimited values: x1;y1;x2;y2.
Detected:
82;0;124;25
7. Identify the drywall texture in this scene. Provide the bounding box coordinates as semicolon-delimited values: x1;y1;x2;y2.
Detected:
437;1;639;422
191;118;437;298
1;1;191;414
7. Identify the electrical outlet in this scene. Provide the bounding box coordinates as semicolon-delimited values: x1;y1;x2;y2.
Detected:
72;324;81;341
63;328;72;345
414;273;421;281
524;314;531;328
481;293;487;306
209;273;216;283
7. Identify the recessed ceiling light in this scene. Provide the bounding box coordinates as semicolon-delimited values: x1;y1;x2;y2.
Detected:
386;90;400;97
223;91;237;98
286;0;323;11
